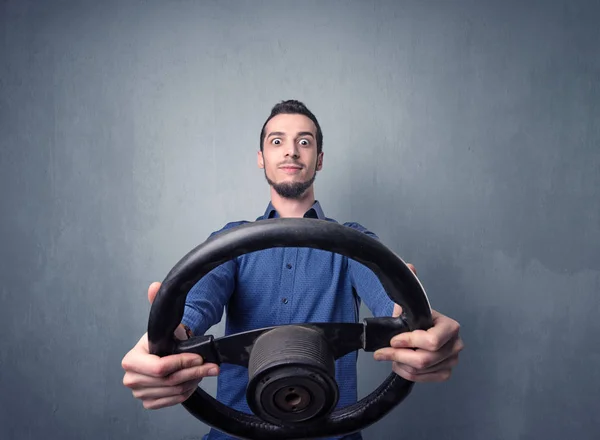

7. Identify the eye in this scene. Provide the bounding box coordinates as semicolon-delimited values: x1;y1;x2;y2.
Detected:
299;139;310;146
271;138;282;145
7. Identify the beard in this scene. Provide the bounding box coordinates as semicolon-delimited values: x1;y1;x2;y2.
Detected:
264;168;317;199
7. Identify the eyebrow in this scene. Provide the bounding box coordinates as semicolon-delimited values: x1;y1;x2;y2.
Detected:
267;131;315;139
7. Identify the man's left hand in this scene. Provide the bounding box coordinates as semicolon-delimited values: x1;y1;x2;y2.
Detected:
373;264;464;383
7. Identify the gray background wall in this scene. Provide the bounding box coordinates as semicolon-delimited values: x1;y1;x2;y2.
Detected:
1;0;599;439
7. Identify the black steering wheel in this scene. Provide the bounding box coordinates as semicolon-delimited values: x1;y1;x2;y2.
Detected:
148;218;433;439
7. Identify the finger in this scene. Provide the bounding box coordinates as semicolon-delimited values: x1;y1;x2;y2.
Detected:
148;282;161;304
142;389;197;410
390;309;460;351
406;263;417;275
121;339;207;378
394;353;460;376
374;347;443;370
392;362;453;383
132;378;201;400
124;362;219;389
374;335;462;370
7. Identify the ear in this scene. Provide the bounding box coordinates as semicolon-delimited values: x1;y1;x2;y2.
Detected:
316;152;324;171
257;150;265;169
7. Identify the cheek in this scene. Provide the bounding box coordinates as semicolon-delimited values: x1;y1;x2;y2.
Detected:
263;150;279;164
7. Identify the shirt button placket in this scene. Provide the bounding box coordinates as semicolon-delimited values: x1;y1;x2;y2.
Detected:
281;249;296;323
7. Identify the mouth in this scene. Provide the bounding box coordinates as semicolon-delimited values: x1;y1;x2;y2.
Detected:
278;164;303;173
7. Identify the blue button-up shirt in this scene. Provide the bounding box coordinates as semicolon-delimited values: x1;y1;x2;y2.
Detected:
182;201;395;440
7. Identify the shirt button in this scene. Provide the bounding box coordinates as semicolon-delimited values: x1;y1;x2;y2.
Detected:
282;298;288;304
286;263;292;269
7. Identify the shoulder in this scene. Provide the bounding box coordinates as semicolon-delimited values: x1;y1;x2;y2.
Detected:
342;221;380;240
207;220;251;238
208;218;380;240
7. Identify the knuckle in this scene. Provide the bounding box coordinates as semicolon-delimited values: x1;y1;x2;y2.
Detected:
400;369;417;381
121;352;137;371
391;352;404;363
185;386;198;398
148;364;162;377
151;362;170;378
392;364;406;379
426;335;442;351
413;356;430;370
450;323;461;339
440;369;452;381
122;374;135;388
121;357;130;371
176;393;189;404
164;373;181;387
199;365;214;378
179;356;194;369
175;383;189;395
403;365;417;375
448;354;460;367
454;321;461;334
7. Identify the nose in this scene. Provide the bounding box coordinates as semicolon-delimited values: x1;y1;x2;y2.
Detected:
284;142;299;159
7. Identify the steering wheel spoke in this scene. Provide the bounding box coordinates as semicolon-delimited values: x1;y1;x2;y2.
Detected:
363;316;410;352
174;335;220;364
175;322;369;368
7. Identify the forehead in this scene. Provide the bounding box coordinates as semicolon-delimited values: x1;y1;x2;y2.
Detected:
264;113;317;136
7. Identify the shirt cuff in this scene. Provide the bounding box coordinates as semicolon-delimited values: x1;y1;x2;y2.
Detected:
181;304;209;336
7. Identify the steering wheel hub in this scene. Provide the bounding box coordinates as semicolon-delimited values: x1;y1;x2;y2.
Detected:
246;326;339;425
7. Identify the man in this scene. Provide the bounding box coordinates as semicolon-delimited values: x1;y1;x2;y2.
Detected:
121;100;463;439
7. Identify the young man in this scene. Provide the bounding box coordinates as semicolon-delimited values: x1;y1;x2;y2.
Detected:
122;100;463;439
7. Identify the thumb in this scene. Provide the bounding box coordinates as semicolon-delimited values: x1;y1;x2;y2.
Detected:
148;282;161;305
406;263;417;275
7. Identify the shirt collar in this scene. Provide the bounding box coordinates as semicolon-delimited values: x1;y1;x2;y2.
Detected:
263;200;326;220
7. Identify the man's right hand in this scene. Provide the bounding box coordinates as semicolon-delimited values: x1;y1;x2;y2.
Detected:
121;282;220;410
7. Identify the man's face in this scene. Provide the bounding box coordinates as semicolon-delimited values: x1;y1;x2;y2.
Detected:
258;113;323;199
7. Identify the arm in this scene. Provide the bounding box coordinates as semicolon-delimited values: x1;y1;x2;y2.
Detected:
344;222;395;318
180;259;236;337
121;222;242;409
121;282;220;410
180;220;246;336
344;222;464;384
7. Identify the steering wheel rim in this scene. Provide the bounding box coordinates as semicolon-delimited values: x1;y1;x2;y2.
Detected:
148;218;433;439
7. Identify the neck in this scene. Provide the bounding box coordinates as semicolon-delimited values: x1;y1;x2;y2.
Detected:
269;186;316;218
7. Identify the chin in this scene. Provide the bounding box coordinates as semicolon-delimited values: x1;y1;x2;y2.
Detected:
277;175;303;183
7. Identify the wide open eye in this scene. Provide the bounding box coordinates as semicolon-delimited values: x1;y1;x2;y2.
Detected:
271;138;282;145
299;139;310;146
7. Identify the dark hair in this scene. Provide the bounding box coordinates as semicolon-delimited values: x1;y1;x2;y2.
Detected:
260;100;323;154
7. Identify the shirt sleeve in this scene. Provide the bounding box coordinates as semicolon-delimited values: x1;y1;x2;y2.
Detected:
344;222;395;317
180;222;245;336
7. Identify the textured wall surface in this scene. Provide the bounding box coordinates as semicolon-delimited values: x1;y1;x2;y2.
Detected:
1;1;599;439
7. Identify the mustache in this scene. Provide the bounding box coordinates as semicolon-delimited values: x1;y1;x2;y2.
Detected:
278;161;303;168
